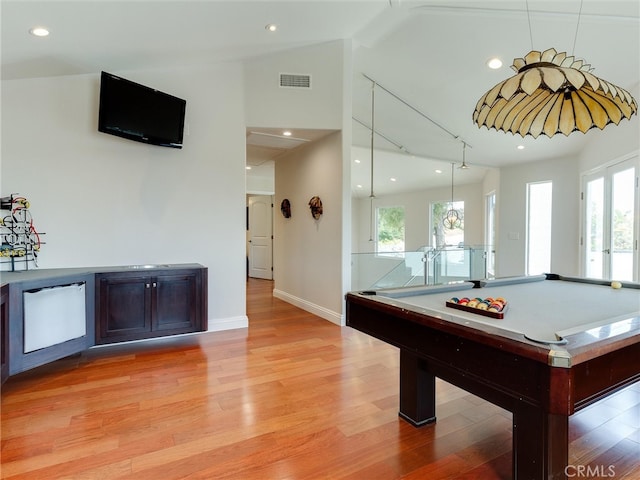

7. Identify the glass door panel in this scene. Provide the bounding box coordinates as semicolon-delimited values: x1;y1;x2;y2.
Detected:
582;156;638;281
610;166;636;281
584;176;605;279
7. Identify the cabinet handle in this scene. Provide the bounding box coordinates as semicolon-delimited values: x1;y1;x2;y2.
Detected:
153;282;157;288
146;283;150;288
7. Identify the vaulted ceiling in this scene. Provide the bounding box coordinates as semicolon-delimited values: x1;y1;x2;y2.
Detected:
3;1;638;197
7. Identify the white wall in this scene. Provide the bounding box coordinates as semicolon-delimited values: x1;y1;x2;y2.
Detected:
273;132;344;324
246;171;275;195
1;64;248;330
244;40;352;324
496;155;580;277
245;41;347;129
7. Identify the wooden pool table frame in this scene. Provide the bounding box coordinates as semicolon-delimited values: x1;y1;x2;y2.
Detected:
345;276;640;480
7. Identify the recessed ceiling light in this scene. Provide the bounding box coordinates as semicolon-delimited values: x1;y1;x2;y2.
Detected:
356;184;363;189
282;130;292;136
354;159;361;164
265;24;277;32
487;57;502;69
246;166;252;170
390;177;397;182
517;145;525;150
29;27;50;37
435;169;442;174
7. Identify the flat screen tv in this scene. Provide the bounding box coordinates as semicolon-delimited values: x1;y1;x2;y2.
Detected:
98;71;186;149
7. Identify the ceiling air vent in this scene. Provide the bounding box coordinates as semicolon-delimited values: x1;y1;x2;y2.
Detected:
280;73;311;89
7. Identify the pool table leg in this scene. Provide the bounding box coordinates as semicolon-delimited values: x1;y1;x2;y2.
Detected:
398;350;436;426
513;404;568;480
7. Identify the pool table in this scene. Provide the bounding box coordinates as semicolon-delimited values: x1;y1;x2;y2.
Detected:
345;274;640;480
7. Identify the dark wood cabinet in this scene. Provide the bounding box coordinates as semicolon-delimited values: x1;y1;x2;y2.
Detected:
96;267;207;344
97;275;152;341
154;274;200;332
1;284;9;385
1;264;206;379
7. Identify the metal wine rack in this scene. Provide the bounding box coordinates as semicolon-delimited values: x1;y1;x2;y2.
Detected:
1;194;45;271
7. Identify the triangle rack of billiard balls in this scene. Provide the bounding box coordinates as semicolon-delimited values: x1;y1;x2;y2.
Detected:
446;296;508;319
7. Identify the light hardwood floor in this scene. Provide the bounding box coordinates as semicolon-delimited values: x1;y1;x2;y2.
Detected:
1;278;639;479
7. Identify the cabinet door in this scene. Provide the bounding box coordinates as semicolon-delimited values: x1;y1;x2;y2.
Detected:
98;275;152;343
153;273;199;333
1;285;8;385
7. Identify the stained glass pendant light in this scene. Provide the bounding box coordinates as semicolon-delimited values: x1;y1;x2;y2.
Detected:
473;47;637;138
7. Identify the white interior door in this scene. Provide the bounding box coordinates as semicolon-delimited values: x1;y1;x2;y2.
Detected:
582;156;639;281
248;195;273;279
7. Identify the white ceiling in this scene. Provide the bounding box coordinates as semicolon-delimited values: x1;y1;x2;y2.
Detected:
3;1;639;197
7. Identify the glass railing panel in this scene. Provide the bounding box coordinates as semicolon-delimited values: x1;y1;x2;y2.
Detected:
351;246;493;291
350;251;426;291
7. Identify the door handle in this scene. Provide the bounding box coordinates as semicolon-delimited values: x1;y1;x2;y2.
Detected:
602;249;610;254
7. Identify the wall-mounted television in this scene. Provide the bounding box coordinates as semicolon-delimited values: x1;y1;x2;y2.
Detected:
98;71;186;149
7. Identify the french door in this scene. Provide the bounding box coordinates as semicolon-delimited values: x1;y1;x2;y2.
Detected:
582;155;639;281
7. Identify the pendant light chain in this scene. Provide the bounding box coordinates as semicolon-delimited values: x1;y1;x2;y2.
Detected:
368;80;376;242
525;0;534;51
370;81;375;200
450;162;454;208
443;161;461;230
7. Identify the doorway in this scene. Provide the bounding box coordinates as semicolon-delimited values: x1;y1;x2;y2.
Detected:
247;195;273;280
581;155;639;281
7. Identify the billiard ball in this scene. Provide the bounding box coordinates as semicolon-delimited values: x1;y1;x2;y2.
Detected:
611;281;622;289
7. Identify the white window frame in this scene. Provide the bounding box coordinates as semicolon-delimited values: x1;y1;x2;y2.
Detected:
375;205;406;257
526;181;553;275
580;154;639;281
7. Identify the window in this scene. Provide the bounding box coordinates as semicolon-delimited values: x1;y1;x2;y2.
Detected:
611;167;636;280
376;206;405;254
431;201;464;248
485;192;496;278
430;201;465;282
526;182;552;275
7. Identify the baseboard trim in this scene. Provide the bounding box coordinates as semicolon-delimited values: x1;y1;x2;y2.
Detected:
207;315;248;332
272;289;343;326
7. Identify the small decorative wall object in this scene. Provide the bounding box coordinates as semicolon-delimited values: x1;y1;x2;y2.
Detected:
308;196;323;219
280;199;291;218
0;194;45;271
